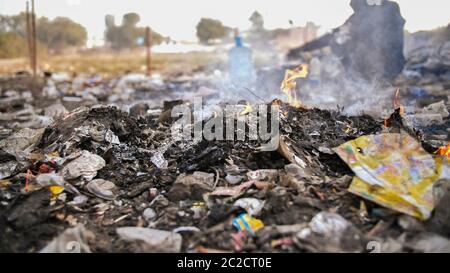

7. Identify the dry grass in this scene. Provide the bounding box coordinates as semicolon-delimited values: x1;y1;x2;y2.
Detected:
0;50;226;77
0;47;282;79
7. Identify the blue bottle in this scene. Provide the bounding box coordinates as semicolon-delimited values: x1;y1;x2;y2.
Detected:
228;36;253;90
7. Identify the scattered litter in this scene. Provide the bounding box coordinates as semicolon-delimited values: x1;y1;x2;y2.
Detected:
247;169;279;181
40;224;94;253
211;181;255;197
173;226;201;233
0;128;44;159
61;150;106;181
232;213;264;236
142;208;157;221
69;195;89;207
85;179;117;200
309;212;350;238
277;135;307;168
168;172;215;201
151;152;168;169
334;133;446;220
409;233;450;253
36;173;65;187
44;104;68;119
0;161;18;180
1;48;449;253
225;174;245;185
233;198;265;216
116;227;182;252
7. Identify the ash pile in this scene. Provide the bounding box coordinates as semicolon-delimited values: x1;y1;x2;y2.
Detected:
1;41;450;253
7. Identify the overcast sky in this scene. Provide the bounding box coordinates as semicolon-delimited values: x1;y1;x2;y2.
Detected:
1;0;449;42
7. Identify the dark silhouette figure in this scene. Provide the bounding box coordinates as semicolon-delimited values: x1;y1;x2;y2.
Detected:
289;0;406;81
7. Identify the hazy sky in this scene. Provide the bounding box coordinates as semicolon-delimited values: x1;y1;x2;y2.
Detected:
1;0;449;42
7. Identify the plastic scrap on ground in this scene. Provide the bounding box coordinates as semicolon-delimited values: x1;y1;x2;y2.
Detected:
334;132;448;220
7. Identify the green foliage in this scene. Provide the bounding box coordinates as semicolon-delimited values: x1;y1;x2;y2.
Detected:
196;18;231;44
0;13;29;37
37;17;87;52
105;13;164;50
0;13;87;58
122;13;140;27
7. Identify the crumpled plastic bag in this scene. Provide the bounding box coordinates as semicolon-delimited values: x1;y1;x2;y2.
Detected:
0;128;44;160
40;224;94;253
61;150;105;181
116;227;182;252
0;161;18;180
334;133;447;220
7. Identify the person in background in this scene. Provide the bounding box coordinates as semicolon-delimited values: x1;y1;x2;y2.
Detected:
228;29;254;93
288;0;406;82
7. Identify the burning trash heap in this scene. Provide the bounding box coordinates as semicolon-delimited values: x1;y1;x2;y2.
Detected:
0;65;450;253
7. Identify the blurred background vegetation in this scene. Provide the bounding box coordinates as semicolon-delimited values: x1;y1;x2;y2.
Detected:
0;13;87;57
0;9;304;76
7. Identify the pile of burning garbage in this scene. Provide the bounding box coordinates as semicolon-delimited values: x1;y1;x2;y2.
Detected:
0;64;449;253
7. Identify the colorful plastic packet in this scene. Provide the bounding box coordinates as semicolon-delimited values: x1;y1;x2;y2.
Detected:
334;132;448;220
232;213;264;235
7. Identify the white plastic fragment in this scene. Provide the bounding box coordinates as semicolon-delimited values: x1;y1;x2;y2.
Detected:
151;152;168;169
309;212;350;237
61;150;105;181
116;227;182;252
36;173;66;187
85;179;116;200
40;224;93;253
233;198;265;216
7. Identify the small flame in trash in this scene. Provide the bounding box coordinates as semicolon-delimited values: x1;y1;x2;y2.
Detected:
281;64;308;108
393;88;405;116
240;103;253;115
436;143;450;157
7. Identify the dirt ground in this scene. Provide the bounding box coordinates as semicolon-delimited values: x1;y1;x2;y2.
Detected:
0;44;449;252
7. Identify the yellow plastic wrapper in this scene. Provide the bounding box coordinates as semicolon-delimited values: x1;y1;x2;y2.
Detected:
47;151;60;157
0;180;11;188
49;185;64;195
334;133;445;220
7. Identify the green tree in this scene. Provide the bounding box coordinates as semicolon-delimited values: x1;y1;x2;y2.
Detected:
196;18;231;44
0;13;87;57
105;13;164;50
37;17;87;52
122;13;140;27
0;13;28;36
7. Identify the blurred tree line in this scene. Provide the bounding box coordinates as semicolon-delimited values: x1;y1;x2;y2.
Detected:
195;11;268;45
0;13;87;58
104;13;165;50
196;18;232;44
0;11;166;59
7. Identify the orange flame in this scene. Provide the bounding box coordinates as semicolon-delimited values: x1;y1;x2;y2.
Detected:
281;65;308;108
436;143;450;157
393;88;405;116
